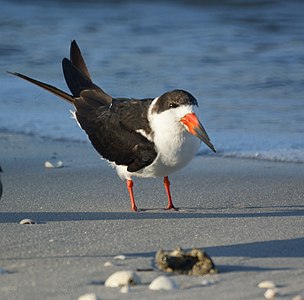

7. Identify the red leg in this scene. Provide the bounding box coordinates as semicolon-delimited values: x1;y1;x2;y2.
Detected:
126;179;138;212
164;176;176;210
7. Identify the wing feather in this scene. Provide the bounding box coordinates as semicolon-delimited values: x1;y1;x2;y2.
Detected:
10;40;157;172
75;96;157;172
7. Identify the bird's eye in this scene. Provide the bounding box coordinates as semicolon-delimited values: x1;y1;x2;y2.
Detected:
169;103;179;108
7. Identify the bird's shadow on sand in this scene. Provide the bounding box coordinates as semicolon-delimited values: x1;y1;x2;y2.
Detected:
0;204;303;223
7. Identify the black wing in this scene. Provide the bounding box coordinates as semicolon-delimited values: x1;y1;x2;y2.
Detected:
66;41;157;172
75;95;157;172
10;40;157;172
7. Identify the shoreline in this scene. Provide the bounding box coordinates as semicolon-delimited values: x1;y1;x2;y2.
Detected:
0;132;303;299
1;129;304;166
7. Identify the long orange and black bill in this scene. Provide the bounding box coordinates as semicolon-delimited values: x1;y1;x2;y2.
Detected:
180;112;216;153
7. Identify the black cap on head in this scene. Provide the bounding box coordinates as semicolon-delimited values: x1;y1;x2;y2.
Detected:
152;90;198;114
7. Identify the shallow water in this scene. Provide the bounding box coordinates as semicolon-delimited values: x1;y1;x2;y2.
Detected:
0;0;303;162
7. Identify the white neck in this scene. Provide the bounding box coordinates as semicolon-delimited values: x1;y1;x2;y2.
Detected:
148;100;201;168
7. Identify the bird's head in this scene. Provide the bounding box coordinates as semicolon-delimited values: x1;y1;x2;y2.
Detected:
152;90;216;153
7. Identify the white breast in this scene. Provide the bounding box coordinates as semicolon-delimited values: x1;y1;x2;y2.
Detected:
114;102;201;180
141;104;201;177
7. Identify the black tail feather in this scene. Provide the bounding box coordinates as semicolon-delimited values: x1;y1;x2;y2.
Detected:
8;40;113;108
7;71;75;104
70;40;91;80
62;58;96;97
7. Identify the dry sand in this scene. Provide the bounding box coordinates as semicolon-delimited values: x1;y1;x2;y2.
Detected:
0;132;303;300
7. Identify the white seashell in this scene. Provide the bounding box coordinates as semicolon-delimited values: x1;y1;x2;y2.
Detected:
114;254;126;260
201;279;216;286
77;293;99;300
120;286;130;293
149;275;179;291
44;161;54;168
258;280;276;289
44;160;63;168
105;270;140;287
56;161;63;168
264;288;278;299
201;279;209;286
19;219;36;225
292;296;304;300
104;261;113;267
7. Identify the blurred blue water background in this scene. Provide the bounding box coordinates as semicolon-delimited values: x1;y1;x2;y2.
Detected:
0;0;303;162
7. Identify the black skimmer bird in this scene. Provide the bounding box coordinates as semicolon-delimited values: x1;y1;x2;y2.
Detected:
9;41;216;211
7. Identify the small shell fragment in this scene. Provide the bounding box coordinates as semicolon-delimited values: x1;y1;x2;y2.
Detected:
19;219;36;225
264;288;278;299
77;293;99;300
44;160;63;168
105;270;140;287
114;254;126;260
77;293;98;300
104;261;113;267
258;281;276;289
201;279;217;286
292;296;304;300
120;286;130;293
149;275;179;291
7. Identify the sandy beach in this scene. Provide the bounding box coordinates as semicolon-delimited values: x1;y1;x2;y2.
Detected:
0;131;303;299
1;0;303;298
